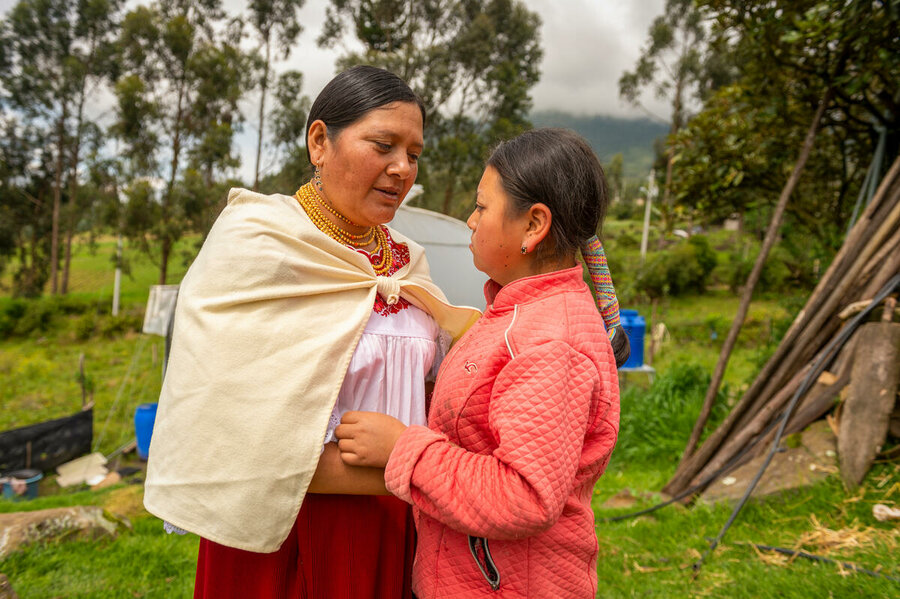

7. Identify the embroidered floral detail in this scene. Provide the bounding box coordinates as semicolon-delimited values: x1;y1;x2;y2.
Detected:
352;228;411;316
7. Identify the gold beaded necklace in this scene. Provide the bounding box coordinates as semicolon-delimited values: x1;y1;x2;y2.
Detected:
294;182;393;274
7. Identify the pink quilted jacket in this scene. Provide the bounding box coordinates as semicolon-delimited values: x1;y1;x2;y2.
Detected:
385;265;620;598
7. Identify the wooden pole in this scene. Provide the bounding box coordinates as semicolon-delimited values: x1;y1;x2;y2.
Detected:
703;167;900;444
640;170;656;264
674;89;833;471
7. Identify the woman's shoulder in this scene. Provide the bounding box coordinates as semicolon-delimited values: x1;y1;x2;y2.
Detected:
226;187;295;207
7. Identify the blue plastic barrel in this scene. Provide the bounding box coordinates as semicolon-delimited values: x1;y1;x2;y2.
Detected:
134;402;159;460
620;309;645;368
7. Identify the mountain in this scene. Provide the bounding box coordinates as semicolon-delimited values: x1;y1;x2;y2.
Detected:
529;110;669;179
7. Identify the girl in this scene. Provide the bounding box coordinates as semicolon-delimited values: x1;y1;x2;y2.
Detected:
336;128;622;598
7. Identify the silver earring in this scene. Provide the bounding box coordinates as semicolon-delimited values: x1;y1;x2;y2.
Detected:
314;165;323;191
521;245;527;254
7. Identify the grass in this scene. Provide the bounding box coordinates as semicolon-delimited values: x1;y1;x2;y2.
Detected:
0;234;196;306
1;458;896;597
0;486;198;598
2;220;897;597
592;460;900;598
1;234;195;455
0;331;167;458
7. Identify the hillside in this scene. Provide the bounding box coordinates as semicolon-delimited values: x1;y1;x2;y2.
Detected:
530;110;668;179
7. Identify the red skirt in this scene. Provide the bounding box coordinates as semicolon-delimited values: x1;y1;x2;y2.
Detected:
193;493;415;599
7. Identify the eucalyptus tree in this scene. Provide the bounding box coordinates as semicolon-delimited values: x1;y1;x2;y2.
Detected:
270;70;312;159
247;0;306;190
319;0;542;217
619;0;725;239
0;117;54;297
60;0;123;294
663;0;900;480
673;0;900;236
255;69;313;194
0;0;121;295
113;0;248;284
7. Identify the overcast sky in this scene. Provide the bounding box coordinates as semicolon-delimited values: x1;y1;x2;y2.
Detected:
1;0;670;180
247;0;670;118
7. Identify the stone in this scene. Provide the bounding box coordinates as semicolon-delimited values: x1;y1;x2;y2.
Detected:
700;420;838;504
0;506;124;559
601;488;641;509
839;322;900;487
0;574;18;599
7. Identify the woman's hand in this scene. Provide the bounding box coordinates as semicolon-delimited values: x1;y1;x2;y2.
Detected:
335;411;408;468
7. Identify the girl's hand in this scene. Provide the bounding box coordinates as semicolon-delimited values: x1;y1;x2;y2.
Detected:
334;411;408;468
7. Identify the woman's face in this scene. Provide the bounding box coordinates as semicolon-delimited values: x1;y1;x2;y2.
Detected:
314;101;424;227
466;166;532;286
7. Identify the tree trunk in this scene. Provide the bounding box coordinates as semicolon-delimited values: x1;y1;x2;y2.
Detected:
647;297;659;365
61;225;74;294
657;153;675;250
62;65;89;295
50;108;68;295
253;33;271;191
669;88;833;483
160;74;187;286
441;179;455;215
657;73;684;249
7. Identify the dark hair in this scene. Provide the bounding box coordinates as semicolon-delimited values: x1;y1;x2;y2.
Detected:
305;65;426;163
486;128;608;262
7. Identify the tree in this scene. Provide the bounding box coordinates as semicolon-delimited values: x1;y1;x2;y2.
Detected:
606;153;624;203
270;70;312;159
247;0;306;190
60;0;123;294
619;0;726;240
673;1;900;237
0;117;55;297
664;0;900;491
319;0;542;217
113;0;248;284
0;0;121;296
256;70;312;195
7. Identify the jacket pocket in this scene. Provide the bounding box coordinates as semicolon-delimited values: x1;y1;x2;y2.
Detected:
467;535;501;592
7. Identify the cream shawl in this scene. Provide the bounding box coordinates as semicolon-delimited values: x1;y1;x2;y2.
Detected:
143;187;480;553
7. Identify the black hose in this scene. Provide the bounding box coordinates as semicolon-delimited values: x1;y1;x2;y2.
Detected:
692;273;900;574
735;541;900;583
596;273;900;579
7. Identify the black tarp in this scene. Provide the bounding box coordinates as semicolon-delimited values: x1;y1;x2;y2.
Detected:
0;409;92;473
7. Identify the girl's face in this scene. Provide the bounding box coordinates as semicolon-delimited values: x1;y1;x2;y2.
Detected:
314;101;424;227
466;166;533;286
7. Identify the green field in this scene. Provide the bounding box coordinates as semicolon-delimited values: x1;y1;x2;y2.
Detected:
1;226;898;598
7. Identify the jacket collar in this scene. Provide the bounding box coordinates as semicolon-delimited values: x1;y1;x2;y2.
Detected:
484;265;586;311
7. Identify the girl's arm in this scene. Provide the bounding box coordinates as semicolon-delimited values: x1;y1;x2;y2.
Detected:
385;341;616;540
307;442;390;495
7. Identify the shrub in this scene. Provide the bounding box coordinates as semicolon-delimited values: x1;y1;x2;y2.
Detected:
100;312;142;338
725;244;792;294
12;300;56;336
74;313;97;341
687;235;717;278
614;230;640;250
616;362;729;465
634;235;718;299
0;299;27;337
0;296;100;338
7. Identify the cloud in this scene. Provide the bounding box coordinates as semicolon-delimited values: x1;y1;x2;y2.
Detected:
526;0;669;118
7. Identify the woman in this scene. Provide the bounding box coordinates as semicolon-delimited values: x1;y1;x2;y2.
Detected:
143;65;480;598
336;128;622;598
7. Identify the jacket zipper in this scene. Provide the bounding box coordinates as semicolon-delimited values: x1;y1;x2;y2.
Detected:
468;535;501;591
